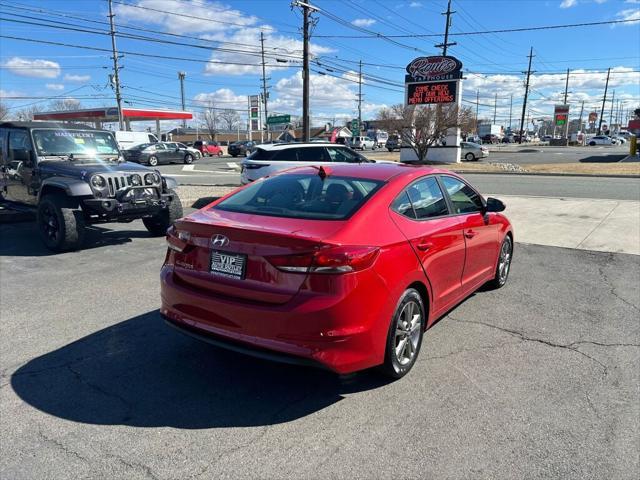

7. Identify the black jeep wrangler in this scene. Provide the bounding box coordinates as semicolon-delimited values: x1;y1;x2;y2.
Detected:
0;122;183;251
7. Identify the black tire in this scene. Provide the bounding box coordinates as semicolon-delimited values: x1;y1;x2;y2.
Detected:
379;288;426;379
148;156;158;166
37;194;85;252
465;152;475;161
388;148;393;152
231;153;238;157
589;141;596;146
142;189;183;236
184;154;194;164
217;151;223;157
486;235;513;289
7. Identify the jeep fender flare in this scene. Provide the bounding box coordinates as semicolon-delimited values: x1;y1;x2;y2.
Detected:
38;177;92;202
162;176;178;191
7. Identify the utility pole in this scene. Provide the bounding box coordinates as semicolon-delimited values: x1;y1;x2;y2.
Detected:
260;31;270;141
178;71;186;128
578;100;584;135
608;89;615;128
597;67;610;135
107;0;124;130
493;92;497;124
563;69;570;139
518;47;534;144
435;0;456;55
357;60;363;129
508;94;513;130
475;90;479;134
292;1;318;142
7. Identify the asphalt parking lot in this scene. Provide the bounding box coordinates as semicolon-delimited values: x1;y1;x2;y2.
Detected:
1;217;638;479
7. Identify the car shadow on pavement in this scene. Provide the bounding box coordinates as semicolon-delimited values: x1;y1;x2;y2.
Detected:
11;310;392;429
0;221;156;257
579;154;626;163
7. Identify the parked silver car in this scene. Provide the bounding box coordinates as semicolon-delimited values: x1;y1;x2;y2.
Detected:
349;136;376;150
461;141;489;161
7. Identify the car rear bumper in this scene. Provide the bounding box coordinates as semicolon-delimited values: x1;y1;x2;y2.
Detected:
160;265;390;374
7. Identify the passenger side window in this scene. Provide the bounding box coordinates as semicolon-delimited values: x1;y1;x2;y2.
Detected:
441;176;484;214
407;177;449;219
271;149;298;161
326;147;361;163
296;147;330;162
8;130;32;161
390;191;416;219
155;143;166;150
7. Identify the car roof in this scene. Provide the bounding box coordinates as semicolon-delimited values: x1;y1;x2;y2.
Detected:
0;121;98;130
254;142;349;151
274;162;452;182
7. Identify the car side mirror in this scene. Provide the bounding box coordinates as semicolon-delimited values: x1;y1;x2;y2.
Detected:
485;197;506;213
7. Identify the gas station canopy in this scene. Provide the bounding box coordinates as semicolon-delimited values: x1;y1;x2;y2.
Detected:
33;107;192;123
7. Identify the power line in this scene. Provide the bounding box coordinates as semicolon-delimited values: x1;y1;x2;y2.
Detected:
312;18;640;38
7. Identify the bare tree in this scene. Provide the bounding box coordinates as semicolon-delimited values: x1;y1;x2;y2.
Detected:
14;104;44;121
0;101;8;121
376;103;474;163
48;98;82;111
199;101;218;140
218;109;240;131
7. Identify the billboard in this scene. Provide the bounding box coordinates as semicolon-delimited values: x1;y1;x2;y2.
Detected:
405;56;463;82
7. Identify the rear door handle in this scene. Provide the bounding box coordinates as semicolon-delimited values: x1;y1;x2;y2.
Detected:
464;230;477;239
417;242;432;251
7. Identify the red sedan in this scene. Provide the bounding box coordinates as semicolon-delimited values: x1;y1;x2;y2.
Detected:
160;163;513;378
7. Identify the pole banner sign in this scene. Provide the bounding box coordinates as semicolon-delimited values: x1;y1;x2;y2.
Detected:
588;111;597;123
405;56;462;105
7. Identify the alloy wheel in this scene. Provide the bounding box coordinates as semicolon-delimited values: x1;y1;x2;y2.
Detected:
394;300;422;366
498;237;512;284
41;205;59;242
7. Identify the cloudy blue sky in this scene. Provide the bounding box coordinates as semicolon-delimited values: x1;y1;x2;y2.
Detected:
1;0;639;129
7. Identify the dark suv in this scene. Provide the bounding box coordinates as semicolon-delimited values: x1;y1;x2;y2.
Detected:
228;140;256;157
0;122;183;251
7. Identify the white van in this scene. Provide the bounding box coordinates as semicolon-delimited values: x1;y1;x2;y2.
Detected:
114;131;158;150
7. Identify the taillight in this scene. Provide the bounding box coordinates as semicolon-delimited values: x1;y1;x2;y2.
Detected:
267;245;379;274
166;225;190;252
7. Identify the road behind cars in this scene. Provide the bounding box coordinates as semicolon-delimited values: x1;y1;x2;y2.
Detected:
1;218;638;479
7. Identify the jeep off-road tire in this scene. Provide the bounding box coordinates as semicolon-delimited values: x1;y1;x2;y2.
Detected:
37;194;86;252
142;189;184;236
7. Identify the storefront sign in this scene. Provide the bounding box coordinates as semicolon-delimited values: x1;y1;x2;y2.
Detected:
405;56;463;82
407;81;457;105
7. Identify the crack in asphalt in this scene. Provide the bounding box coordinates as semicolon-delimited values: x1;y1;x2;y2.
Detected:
448;316;618;374
598;254;640;313
106;454;162;480
37;429;90;464
66;364;133;422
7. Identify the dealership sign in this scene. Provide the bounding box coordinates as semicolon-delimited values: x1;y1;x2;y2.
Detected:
405;56;462;105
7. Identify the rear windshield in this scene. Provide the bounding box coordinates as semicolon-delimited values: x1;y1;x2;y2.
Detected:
214;173;385;220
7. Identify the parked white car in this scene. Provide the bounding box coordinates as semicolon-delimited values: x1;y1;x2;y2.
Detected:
240;143;371;184
588;135;613;146
460;141;489;161
349;136;376;150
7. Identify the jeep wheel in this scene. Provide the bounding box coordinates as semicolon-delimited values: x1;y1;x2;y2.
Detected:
142;189;184;236
37;194;86;252
148;156;159;166
184;154;194;164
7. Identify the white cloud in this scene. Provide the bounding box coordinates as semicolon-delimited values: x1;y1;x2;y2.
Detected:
409;1;423;7
616;8;640;22
2;57;60;78
193;88;248;111
64;74;91;82
270;72;358;113
117;0;332;76
625;0;640;4
352;18;376;27
560;0;577;7
0;89;22;98
46;84;65;91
